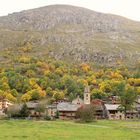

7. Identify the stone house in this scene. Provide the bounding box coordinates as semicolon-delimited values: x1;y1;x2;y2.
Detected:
26;101;57;119
125;100;140;119
57;86;90;119
135;101;140;118
26;102;39;117
91;99;106;119
0;99;13;115
57;102;80;119
126;110;138;119
46;105;57;119
104;104;125;120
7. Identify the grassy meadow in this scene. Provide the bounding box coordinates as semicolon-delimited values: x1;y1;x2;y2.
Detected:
0;120;140;140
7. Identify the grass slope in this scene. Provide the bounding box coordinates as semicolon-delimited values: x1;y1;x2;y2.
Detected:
0;120;140;140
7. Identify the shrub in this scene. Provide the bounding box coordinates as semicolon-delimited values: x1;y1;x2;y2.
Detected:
55;111;59;119
6;104;20;118
35;102;45;118
44;115;51;120
76;105;95;122
19;103;30;118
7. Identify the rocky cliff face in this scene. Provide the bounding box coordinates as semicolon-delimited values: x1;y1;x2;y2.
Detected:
0;5;140;65
0;5;122;31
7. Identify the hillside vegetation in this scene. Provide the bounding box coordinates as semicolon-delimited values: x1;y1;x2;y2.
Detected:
0;5;140;65
0;50;139;102
0;5;139;102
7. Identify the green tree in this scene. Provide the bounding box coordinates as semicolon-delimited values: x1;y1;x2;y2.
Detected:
91;89;106;99
99;81;112;93
20;103;29;118
11;89;18;97
53;90;64;101
35;103;45;118
117;83;137;119
76;105;95;122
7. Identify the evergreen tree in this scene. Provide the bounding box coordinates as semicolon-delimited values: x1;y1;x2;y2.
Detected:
20;103;29;118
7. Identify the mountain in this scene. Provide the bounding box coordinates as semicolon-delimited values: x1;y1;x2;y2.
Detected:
0;5;140;66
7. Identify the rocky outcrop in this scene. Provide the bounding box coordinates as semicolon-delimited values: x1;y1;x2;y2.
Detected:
0;5;140;65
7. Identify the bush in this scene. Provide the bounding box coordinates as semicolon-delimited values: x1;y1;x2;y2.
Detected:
7;103;30;119
35;102;45;118
6;104;20;118
76;105;95;122
19;103;30;118
55;111;59;119
0;114;8;120
44;115;51;120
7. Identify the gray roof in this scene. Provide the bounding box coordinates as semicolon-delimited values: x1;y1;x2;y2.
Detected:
57;102;80;112
105;104;120;110
46;105;57;109
95;105;104;111
26;102;38;109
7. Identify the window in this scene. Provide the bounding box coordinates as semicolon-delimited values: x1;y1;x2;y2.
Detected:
51;110;53;115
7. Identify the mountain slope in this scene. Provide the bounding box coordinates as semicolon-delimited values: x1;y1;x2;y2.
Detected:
0;5;140;65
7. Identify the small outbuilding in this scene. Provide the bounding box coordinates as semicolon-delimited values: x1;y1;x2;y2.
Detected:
105;104;125;120
26;102;39;117
46;105;57;119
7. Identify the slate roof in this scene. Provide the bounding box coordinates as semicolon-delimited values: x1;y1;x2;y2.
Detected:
46;105;57;109
26;102;38;109
105;104;120;110
95;105;104;111
57;102;80;112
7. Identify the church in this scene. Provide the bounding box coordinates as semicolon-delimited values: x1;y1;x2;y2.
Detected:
52;86;105;119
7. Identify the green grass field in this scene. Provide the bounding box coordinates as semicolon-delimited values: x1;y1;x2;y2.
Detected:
0;120;140;140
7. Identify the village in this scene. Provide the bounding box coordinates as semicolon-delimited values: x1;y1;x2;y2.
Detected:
0;86;140;121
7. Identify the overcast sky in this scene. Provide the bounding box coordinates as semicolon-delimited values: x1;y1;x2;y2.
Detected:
0;0;140;21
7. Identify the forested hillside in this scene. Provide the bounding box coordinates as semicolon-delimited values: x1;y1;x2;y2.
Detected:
0;5;140;103
0;48;139;102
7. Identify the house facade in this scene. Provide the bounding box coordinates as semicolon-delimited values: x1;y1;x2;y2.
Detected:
125;100;140;119
57;102;80;119
91;99;106;119
25;101;57;119
104;104;125;120
46;105;57;119
26;101;39;117
0;99;13;115
72;95;84;105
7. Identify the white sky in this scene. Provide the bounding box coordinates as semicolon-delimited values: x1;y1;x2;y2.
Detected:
0;0;140;21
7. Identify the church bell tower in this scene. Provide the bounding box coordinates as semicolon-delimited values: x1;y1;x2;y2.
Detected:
84;86;90;105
